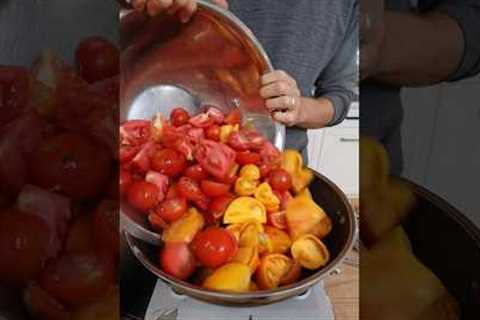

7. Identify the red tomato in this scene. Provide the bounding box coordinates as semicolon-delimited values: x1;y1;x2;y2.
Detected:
120;145;140;164
205;107;225;124
129;141;155;174
160;242;196;280
194;140;236;180
189;113;214;128
148;213;168;232
260;141;282;165
93;200;119;258
205;125;220;141
24;284;71;320
177;177;209;210
216;163;239;185
162;125;195;161
64;214;95;254
207;195;234;223
145;171;169;202
200;180;230;197
39;252;114;307
120;120;151;147
151;149;187;177
236;151;262;165
0;210;50;287
227;131;250;151
0;66;31;127
154;197;187;223
119;169;132;197
268;169;292;191
273;190;293;210
259;163;275;178
224;109;242;125
184;164;208;181
165;183;179;199
127;181;159;212
75;36;119;83
30;133;112;199
191;227;238;268
243;129;267;150
170;107;190;127
267;210;288;230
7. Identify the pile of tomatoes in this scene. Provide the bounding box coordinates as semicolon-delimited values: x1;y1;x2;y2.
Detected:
120;106;332;293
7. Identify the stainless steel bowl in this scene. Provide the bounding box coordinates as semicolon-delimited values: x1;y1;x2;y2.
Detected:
125;169;357;306
120;1;286;244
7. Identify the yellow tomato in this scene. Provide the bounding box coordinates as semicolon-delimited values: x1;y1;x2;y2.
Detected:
249;281;259;291
162;208;205;243
291;234;330;270
264;226;292;254
281;150;313;193
232;246;260;273
234;177;258;196
279;261;302;286
203;263;251;293
223;197;266;224
219;124;239;143
238;223;259;247
255;254;293;290
239;164;261;180
254;182;280;213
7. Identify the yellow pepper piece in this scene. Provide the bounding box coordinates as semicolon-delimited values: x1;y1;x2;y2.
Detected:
219;124;240;143
239;164;261;180
234;177;258;196
203;263;251;293
264;226;292;254
224;197;267;224
162;208;205;243
281;150;314;193
232;246;260;273
291;234;330;270
286;193;332;240
254;182;280;213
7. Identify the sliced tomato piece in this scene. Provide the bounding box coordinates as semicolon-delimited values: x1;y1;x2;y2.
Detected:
236;151;262;165
260;141;282;165
150;148;187;177
160;242;196;280
189;113;214;128
129;141;155;174
170;107;190;127
177;176;209;210
165;183;179;199
200;180;230;198
144;171;169;202
187;127;205;142
148;213;168;232
273;190;293;210
207;195;234;224
119;169;133;197
194;139;236;180
243;129;267;150
267;210;288;230
184;164;208;181
205;124;220;141
126;181;160;212
268;169;292;191
205;106;225;124
224;109;242;125
153;197;187;223
227;131;250;151
119;144;140;164
120;120;151;147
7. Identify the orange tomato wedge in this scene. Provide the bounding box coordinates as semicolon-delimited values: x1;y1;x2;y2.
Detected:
264;226;292;254
291;234;330;270
203;263;251;293
231;246;260;273
162;208;205;243
255;254;293;290
223;197;266;224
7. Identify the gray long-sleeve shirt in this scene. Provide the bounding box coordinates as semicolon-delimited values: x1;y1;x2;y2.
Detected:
228;0;359;152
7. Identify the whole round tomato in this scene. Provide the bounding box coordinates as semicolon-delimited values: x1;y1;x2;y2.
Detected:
0;210;50;287
93;200;119;258
126;181;159;212
184;164;208;181
160;242;196;280
39;252;114;307
268;169;292;191
154;197;187;223
75;36;119;83
236;151;261;165
151;149;187;177
177;177;209;210
119;169;132;197
30;133;112;199
170;107;190;127
200;180;230;197
191;227;238;268
205;125;220;141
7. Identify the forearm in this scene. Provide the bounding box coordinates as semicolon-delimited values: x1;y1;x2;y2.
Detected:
369;11;463;86
297;97;335;129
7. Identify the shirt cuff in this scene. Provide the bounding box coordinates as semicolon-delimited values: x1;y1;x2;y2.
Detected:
322;93;352;126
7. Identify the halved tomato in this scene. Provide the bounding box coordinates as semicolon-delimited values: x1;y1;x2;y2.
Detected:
153;197;187;223
184;164;209;181
224;109;241;125
177;177;209;210
119;120;151;147
189;113;214;128
236;151;261;165
126;181;159;212
200;180;230;197
206;195;234;224
205;124;220;141
205;107;225;124
150;148;187;177
267;210;288;230
194;139;236;180
170;107;190;127
227;131;250;151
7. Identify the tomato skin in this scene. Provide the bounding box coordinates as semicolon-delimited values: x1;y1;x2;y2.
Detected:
127;181;159;212
30;133;112;199
184;164;208;181
236;151;262;165
259;163;275;178
268;169;292;191
207;195;234;223
0;66;31;127
151;149;187;177
75;36;119;83
225;109;242;125
267;210;288;230
227;131;250;151
191;227;238;268
120;120;151;147
39;252;114;307
170;107;190;127
165;183;179;199
93;200;119;258
194;140;236;180
205;107;225;124
205;125;220;141
200;180;230;198
160;242;196;280
177;177;209;210
154;197;187;223
119;169;133;197
273;190;293;210
189;113;214;128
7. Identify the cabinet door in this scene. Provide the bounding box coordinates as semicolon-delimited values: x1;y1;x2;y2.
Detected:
317;128;359;197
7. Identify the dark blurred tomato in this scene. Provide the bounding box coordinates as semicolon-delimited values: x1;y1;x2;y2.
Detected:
200;180;230;197
154;197;187;223
268;169;292;191
39;252;114;307
24;284;71;320
160;242;196;280
205;124;220;141
194;140;236;180
224;109;241;125
75;36;119;83
30;133;112;199
189;113;214;128
170;107;190;127
151;148;187;177
126;181;159;212
0;66;31;127
120;120;151;147
64;214;95;254
207;195;234;223
119;169;133;197
184;164;208;181
0;210;50;287
236;151;261;165
93;200;119;258
191;227;238;268
177;177;209;210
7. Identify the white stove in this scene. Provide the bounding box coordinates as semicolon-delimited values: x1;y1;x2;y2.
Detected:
145;280;335;320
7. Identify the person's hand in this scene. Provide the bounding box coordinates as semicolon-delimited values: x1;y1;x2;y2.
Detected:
260;70;304;127
360;0;385;80
132;0;228;22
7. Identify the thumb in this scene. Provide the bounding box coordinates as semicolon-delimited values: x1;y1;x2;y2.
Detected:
212;0;229;9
